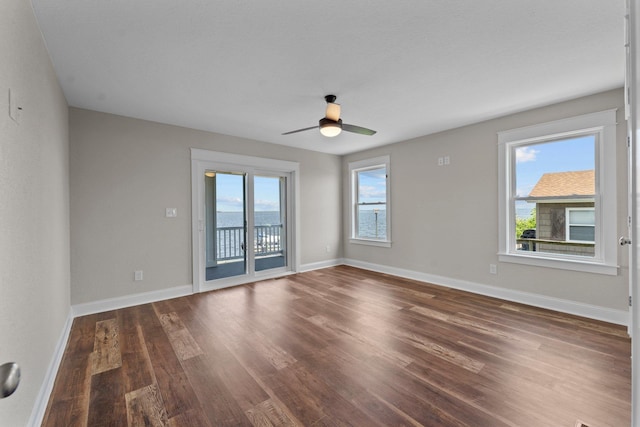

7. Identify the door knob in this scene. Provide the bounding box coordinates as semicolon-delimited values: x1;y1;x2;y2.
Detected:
0;362;20;398
619;237;632;246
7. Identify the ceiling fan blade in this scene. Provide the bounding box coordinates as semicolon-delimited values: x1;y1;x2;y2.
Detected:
282;125;318;135
325;103;341;121
342;123;377;136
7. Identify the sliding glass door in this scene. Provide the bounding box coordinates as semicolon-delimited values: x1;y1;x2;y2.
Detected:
254;175;287;272
205;170;247;281
192;149;298;292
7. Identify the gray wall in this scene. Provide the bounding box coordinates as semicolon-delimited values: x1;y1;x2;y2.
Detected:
343;89;629;312
69;108;342;304
0;1;70;425
0;3;628;423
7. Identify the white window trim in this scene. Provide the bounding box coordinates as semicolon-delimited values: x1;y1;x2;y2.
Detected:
565;207;596;243
498;109;618;275
349;155;391;247
190;148;301;292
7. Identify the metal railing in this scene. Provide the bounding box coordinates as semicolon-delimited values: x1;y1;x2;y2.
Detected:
516;238;595;256
216;224;283;261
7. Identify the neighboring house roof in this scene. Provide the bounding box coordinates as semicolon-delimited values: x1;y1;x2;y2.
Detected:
527;170;595;199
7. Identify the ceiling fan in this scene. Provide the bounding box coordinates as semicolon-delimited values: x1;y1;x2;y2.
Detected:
282;95;377;137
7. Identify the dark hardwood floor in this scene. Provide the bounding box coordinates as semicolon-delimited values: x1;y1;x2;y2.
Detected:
42;266;631;426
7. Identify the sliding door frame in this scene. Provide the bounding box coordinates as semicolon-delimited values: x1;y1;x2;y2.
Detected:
191;148;300;293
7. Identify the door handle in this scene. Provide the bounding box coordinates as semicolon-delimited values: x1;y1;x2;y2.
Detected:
0;362;20;398
619;236;632;246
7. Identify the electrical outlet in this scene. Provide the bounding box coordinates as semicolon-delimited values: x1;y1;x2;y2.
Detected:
444;156;450;165
437;157;444;166
134;270;143;281
489;264;497;274
166;208;177;217
326;245;331;253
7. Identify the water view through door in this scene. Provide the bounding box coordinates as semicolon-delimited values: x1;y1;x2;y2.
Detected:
205;171;247;280
254;175;287;272
204;171;288;281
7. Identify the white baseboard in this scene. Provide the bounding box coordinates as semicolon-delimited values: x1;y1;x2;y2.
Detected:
35;266;328;424
72;285;193;317
343;258;629;326
29;285;192;425
31;261;627;426
28;309;74;427
299;258;344;272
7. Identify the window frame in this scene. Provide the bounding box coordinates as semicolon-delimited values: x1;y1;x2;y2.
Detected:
497;109;618;275
565;207;596;243
349;156;391;247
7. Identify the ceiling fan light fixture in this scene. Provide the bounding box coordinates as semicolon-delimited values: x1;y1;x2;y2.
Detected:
319;118;342;137
282;96;375;137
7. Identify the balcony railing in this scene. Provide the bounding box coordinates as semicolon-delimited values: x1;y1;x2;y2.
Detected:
516;238;595;256
216;224;283;261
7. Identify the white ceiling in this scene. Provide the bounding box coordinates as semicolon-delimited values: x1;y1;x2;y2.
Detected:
32;0;625;155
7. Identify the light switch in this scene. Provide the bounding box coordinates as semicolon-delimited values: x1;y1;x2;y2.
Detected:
166;208;177;217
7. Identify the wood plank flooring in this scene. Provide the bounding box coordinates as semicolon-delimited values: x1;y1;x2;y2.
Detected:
42;266;631;426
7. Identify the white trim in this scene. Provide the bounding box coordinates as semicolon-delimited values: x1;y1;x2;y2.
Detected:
199;270;296;292
521;197;594;204
30;285;192;425
72;285;192;317
348;155;391;245
497;109;617;142
627;2;640;422
498;109;618;274
349;238;392;248
27;310;74;427
191;148;300;170
343;258;629;325
498;253;618;275
191;149;300;293
299;258;345;272
348;156;390;171
27;257;628;427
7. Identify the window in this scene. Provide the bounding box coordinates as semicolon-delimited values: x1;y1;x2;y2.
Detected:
498;109;618;275
349;156;391;247
514;137;596;257
566;207;595;243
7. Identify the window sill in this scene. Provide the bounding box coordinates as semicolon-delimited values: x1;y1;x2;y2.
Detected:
498;252;618;276
349;238;392;248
